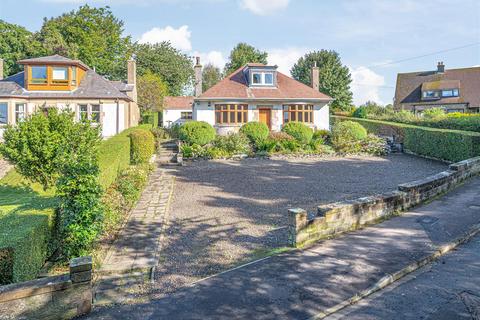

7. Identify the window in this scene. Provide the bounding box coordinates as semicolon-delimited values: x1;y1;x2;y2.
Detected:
283;105;313;123
15;103;26;123
215;104;248;124
91;105;100;123
181;112;192;120
31;66;47;84
252;73;261;84
423;90;440;99
0;103;7;124
71;67;77;85
264;73;273;84
442;89;459;97
52;67;68;84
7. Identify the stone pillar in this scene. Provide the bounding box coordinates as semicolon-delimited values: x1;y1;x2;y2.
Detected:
311;61;319;91
194;57;202;97
288;208;308;247
69;256;93;315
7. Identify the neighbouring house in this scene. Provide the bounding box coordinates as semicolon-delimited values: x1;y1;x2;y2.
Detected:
0;55;140;139
193;59;332;134
161;96;194;127
394;62;480;114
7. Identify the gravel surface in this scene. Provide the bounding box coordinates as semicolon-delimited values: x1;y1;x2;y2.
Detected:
153;154;446;294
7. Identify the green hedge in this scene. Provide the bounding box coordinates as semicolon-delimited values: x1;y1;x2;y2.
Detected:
332;116;480;162
130;129;155;164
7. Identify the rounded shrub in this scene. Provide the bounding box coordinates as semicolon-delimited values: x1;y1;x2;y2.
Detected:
179;121;216;146
240;122;269;144
331;121;367;152
281;122;314;144
352;107;368;119
130;129;155;164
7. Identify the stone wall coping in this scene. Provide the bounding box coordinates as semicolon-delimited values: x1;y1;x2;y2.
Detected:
70;256;92;274
0;275;71;303
397;170;454;192
449;156;480;172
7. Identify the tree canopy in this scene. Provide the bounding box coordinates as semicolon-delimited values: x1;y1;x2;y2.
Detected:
224;43;268;75
291;50;353;111
137;70;169;114
202;63;222;92
134;42;194;96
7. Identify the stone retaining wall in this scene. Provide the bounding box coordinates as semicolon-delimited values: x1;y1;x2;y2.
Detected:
289;156;480;248
0;256;92;320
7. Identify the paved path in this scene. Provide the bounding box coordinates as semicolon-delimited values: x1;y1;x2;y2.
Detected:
99;165;175;273
84;176;480;320
326;234;480;320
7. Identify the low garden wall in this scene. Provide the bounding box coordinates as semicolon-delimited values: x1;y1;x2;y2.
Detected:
0;256;92;320
332;116;480;162
288;156;480;248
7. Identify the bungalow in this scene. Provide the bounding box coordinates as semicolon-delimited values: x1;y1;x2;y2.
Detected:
394;62;480;114
161;58;332;133
0;55;140;139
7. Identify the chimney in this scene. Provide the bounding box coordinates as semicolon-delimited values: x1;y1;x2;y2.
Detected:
127;57;137;103
437;61;445;73
311;61;319;90
194;56;202;97
0;58;3;80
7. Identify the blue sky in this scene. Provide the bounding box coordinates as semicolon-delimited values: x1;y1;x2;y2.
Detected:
1;0;479;105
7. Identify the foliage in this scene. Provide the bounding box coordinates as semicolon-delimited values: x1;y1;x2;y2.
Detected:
202;63;223;92
360;134;388;156
256;132;300;154
313;129;330;142
0;20;43;76
331;120;368;152
151;127;171;150
134;42;194;96
55;118;103;259
281;122;314;144
240;121;269;144
0;109;78;190
422;108;446;120
179;121;216;146
168;124;182;139
129;129;155;164
137;70;169;114
224;42;268;75
35;5;131;80
211;133;251;155
333;116;480;162
352;107;368;119
291;50;353;111
181;143;207;158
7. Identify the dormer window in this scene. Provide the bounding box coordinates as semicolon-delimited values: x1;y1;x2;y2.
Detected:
31;66;47;84
252;73;262;84
441;89;459;97
250;71;276;86
52;67;68;84
423;90;440;99
264;73;273;85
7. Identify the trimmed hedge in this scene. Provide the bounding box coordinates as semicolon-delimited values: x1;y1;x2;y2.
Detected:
281;122;314;144
333;116;480;162
130;129;155;164
179;121;216;146
240;122;269;143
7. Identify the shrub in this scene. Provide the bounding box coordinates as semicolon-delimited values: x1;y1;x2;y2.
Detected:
257;132;300;154
313;129;330;142
352;107;368;119
179;121;216;146
168;124;182;139
205;147;231;159
360;134;388;156
281;122;314;144
181;143;207;158
240;122;270;144
212;133;251;155
422;108;446;120
130;129;155;164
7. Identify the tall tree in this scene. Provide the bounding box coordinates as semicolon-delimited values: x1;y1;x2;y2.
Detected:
137;70;169;114
291;50;353;111
134;42;194;96
202;63;222;92
224;43;268;75
35;5;132;79
0;20;43;76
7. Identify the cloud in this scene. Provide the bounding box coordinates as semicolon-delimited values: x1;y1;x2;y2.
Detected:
192;51;226;69
239;0;289;15
350;66;385;105
139;25;192;51
267;47;308;75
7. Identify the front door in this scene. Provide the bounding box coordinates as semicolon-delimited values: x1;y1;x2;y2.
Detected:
258;108;271;129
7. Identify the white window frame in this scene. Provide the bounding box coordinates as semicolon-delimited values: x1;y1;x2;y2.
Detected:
52;67;68;80
252;72;262;84
78;104;101;124
251;72;275;86
15;103;26;123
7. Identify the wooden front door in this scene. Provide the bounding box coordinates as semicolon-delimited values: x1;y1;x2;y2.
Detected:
258;109;271;129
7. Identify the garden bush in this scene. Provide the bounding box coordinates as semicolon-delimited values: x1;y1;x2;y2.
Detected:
352;107;368;119
240;122;270;144
181;143;207;158
281;122;314;144
212;133;251;155
331;121;367;147
422;108;446;120
313;129;330;142
130;129;155;164
179;121;216;146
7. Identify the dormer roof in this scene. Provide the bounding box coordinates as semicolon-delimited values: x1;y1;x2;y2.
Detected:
18;54;89;70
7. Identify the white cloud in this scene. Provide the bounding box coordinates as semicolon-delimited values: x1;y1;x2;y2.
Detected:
350;66;385;105
267;47;308;75
239;0;289;15
139;25;192;51
192;51;226;69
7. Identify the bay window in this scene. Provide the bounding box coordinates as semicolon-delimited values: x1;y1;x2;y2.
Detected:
0;103;7;124
215;104;248;124
283;105;313;123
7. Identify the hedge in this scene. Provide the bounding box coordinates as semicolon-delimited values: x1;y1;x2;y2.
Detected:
130;129;155;164
0;124;152;284
332;116;480;162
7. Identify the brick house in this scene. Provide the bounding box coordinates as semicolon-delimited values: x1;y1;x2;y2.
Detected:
394;62;480;114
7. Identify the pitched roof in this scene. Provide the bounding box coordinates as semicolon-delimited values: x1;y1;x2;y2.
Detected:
17;54;89;69
395;66;480;108
197;64;332;101
0;70;132;101
163;96;194;110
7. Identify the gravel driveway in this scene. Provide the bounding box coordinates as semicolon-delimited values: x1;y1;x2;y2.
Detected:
153;154;446;294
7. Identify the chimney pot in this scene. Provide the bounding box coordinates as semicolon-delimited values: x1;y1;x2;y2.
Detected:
0;58;3;80
194;57;202;97
437;61;445;73
311;61;320;91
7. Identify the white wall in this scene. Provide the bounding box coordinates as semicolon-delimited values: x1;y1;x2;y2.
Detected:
163;109;192;128
313;103;330;130
193;102;215;125
102;103;117;137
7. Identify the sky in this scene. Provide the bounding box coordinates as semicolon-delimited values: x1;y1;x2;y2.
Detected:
1;0;479;105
